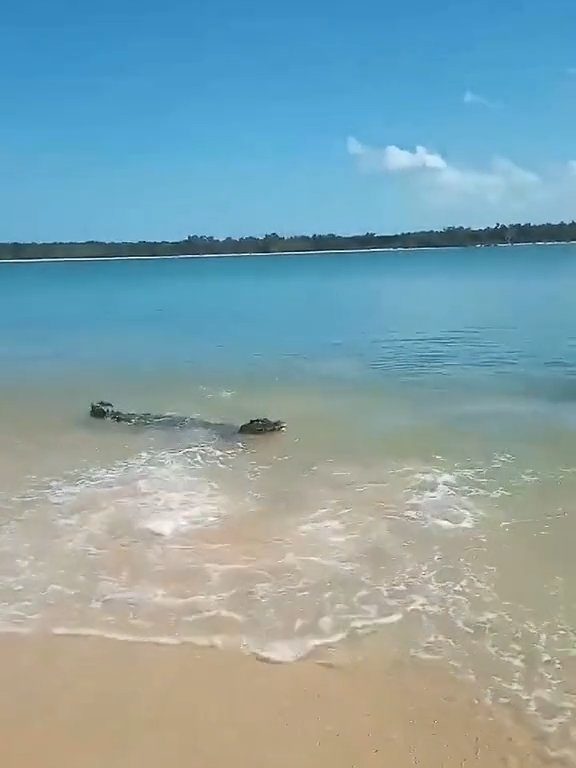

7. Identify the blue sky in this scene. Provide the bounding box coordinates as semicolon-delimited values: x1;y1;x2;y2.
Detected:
1;0;576;241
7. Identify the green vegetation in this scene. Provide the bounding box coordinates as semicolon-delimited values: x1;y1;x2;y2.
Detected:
1;222;575;260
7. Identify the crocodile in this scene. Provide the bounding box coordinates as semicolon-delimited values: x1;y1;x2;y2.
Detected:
89;401;286;436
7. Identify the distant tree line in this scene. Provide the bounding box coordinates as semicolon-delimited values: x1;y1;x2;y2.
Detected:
1;221;576;260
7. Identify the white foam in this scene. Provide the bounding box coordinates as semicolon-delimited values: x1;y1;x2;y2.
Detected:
143;517;182;537
2;446;576;761
50;626;225;648
405;469;479;530
249;633;349;663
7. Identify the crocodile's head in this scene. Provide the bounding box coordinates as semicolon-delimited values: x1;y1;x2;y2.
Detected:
90;401;115;419
238;418;286;435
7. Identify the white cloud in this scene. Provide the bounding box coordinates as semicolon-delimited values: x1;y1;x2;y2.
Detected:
347;137;543;207
347;137;576;225
433;159;540;204
347;137;446;173
463;90;495;108
383;145;447;171
346;136;364;156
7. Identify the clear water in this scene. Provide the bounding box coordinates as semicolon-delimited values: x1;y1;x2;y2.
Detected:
1;246;576;760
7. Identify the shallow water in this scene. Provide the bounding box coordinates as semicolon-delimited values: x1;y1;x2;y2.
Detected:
1;246;576;760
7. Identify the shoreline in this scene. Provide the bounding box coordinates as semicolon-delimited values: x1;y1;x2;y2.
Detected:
0;632;549;768
0;240;574;264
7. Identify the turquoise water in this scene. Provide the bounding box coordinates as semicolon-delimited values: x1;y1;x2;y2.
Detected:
2;246;576;382
1;246;576;759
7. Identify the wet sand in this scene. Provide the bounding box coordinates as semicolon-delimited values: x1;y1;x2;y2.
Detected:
0;635;549;768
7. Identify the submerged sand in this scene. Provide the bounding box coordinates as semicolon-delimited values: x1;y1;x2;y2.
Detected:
0;635;551;768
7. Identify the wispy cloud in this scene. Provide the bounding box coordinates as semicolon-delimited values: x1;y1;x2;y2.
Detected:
347;137;540;205
347;137;576;225
463;89;496;108
346;137;446;171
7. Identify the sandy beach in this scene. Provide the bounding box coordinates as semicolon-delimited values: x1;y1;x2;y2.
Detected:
0;634;550;768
